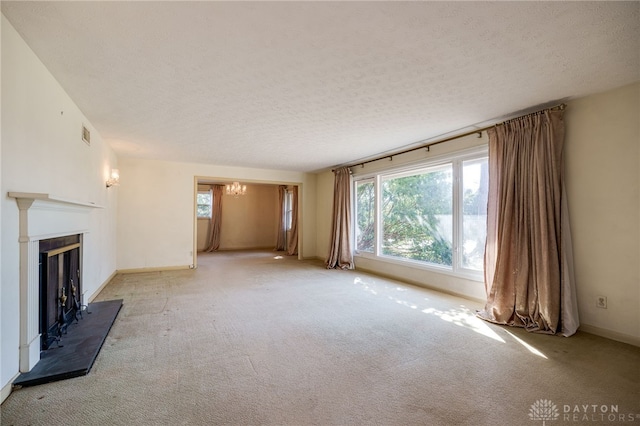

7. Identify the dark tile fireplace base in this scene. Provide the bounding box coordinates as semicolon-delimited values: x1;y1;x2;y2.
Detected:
14;299;123;387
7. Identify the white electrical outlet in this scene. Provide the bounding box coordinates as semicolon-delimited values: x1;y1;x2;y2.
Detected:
596;296;607;309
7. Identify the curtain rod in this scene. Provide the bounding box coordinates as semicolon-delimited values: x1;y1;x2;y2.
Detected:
332;103;566;172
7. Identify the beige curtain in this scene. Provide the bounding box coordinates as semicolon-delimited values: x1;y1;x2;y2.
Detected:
286;186;299;256
326;167;354;269
275;185;287;251
477;109;578;336
204;185;224;252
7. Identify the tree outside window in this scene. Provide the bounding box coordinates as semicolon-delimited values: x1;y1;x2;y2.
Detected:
197;190;212;218
355;180;375;253
381;165;452;266
353;149;488;277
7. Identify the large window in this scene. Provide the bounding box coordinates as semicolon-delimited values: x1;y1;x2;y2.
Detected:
355;180;375;253
382;164;453;266
354;148;488;278
461;158;489;270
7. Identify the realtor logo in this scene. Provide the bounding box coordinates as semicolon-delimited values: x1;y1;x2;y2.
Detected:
529;399;560;425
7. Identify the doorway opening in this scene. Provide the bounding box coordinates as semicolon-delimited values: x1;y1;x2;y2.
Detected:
192;178;301;268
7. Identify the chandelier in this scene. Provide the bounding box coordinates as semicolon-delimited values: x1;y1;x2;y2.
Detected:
225;182;247;196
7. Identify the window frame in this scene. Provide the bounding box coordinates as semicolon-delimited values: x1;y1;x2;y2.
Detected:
196;189;213;219
354;178;376;254
380;162;454;266
284;189;293;231
352;146;488;281
458;156;490;274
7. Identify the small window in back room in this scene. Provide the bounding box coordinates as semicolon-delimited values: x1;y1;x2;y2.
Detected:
285;189;293;230
197;190;212;218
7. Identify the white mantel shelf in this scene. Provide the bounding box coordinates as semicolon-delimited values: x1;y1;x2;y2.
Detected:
8;192;104;209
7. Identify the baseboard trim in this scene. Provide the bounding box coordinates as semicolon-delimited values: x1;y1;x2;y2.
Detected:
301;255;325;262
1;372;20;404
87;270;118;303
116;265;192;274
204;246;275;252
578;324;640;347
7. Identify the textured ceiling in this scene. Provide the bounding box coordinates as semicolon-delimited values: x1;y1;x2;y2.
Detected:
2;2;639;173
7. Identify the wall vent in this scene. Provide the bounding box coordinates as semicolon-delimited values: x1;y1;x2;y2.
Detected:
82;125;90;145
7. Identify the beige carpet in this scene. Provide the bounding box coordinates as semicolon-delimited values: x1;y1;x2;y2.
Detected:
2;250;639;425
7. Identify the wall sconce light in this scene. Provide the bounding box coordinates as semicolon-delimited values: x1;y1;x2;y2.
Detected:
106;169;120;188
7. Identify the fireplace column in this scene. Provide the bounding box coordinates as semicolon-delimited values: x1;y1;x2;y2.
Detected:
16;198;40;371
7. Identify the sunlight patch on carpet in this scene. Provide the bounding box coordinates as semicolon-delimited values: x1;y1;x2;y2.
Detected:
352;276;505;342
503;330;548;359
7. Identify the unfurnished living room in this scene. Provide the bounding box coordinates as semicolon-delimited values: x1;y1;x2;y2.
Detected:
1;2;639;425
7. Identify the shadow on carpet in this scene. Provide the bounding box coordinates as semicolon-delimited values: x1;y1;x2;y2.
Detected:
14;299;123;387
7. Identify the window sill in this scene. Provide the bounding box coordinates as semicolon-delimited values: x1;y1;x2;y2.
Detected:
354;252;484;283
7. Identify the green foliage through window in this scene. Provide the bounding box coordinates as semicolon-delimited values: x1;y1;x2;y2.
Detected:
356;181;375;252
381;166;452;266
197;191;212;218
353;150;488;275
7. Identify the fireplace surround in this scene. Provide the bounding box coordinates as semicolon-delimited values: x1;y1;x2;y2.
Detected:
39;234;82;350
9;192;102;372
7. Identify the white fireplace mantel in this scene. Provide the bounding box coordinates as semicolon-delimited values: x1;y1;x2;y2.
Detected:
8;192;102;372
8;192;103;208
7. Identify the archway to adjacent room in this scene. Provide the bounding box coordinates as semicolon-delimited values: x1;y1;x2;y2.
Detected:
192;177;302;269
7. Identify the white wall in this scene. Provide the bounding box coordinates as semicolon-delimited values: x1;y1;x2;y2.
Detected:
1;15;118;399
564;82;639;343
116;157;317;271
